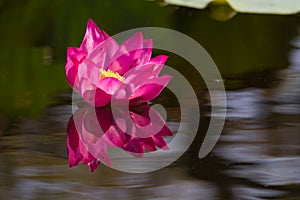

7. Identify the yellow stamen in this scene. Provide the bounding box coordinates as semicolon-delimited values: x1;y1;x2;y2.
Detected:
100;69;125;82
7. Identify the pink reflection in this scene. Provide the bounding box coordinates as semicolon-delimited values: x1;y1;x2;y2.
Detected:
67;103;172;172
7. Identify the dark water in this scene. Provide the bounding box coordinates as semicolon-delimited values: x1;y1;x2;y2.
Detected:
1;1;300;199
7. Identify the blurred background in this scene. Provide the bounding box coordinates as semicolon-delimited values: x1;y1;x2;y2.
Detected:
0;0;300;199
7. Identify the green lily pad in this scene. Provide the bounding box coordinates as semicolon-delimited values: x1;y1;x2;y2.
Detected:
165;0;213;9
165;0;300;14
228;0;300;14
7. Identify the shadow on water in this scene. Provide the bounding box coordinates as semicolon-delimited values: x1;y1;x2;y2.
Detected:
0;0;300;199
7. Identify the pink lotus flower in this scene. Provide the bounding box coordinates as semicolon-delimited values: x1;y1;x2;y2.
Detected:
67;103;172;172
66;19;172;107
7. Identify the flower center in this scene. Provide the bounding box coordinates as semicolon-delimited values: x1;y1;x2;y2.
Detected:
100;69;125;82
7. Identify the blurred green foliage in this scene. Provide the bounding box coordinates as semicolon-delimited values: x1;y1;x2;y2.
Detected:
0;0;172;117
0;0;299;117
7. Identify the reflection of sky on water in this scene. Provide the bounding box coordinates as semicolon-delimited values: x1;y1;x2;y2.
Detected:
226;89;268;119
226;157;300;186
214;27;300;199
273;29;300;114
4;163;219;200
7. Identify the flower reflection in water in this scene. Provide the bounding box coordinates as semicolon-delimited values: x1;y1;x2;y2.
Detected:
67;103;172;172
